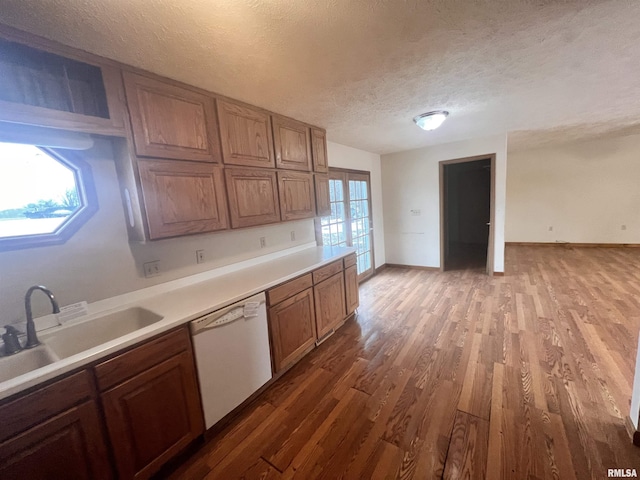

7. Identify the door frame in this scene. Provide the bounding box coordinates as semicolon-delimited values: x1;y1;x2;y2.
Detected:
439;154;496;275
315;167;375;282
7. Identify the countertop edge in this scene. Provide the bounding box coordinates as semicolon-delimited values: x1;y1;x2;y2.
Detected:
0;245;356;402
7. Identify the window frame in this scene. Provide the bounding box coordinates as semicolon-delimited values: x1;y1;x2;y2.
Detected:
0;146;98;251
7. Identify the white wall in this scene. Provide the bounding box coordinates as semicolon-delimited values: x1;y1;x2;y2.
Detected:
327;141;385;268
380;134;507;272
0;138;316;324
506;134;640;243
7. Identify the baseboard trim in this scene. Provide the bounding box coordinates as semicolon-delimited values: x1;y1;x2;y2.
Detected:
493;271;505;276
625;416;640;447
383;263;440;271
506;242;640;248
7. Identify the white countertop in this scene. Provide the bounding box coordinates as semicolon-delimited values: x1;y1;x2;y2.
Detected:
0;244;355;401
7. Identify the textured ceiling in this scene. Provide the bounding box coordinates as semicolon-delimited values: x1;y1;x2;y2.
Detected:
1;0;639;154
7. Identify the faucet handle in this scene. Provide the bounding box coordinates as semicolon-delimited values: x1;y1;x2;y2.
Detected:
3;325;23;355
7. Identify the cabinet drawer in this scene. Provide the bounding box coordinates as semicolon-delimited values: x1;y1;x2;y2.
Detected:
313;260;343;284
0;370;95;443
95;327;191;391
267;273;313;306
343;253;357;269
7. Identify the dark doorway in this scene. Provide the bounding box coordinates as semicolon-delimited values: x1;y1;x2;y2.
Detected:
441;157;492;272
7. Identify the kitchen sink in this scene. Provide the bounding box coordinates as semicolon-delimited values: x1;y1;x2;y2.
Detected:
0;345;59;383
41;307;163;359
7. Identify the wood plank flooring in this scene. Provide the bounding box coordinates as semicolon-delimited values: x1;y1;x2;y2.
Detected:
168;246;640;479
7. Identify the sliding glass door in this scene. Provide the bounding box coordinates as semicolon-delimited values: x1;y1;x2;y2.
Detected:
318;169;374;281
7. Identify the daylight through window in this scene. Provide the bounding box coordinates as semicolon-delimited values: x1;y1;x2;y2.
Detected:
0;141;96;250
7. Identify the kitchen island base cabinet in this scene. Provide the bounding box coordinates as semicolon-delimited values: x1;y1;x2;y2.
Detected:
269;288;317;373
99;332;204;480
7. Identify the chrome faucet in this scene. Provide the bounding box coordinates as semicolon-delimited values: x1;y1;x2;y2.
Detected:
24;285;60;349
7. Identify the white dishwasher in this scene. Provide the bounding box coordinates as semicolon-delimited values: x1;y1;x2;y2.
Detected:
190;292;272;429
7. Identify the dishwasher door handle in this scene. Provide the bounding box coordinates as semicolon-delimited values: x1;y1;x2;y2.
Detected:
193;307;245;332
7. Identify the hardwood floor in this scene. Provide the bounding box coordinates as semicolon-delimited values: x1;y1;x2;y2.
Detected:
169;246;640;479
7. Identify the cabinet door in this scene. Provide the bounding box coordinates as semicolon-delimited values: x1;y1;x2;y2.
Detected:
269;288;317;373
310;128;329;173
225;167;281;228
0;401;112;480
345;265;359;316
314;173;331;217
101;350;204;479
138;159;229;239
277;171;316;221
314;272;347;339
272;116;312;171
123;71;221;162
217;100;275;168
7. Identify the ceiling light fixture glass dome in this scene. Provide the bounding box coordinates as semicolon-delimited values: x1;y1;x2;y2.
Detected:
413;110;449;131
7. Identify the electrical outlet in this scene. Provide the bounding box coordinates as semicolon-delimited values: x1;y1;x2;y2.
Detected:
143;261;161;278
548;226;553;231
290;230;296;241
260;236;266;248
621;225;627;230
196;249;205;264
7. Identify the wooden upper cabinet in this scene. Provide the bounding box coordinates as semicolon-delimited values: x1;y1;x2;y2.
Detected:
138;159;229;239
225;167;281;228
0;36;126;136
123;71;221;162
314;174;331;217
217;100;275;168
310;128;329;173
277;171;316;222
272;116;312;171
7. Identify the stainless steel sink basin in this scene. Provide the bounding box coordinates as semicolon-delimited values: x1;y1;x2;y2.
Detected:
0;345;59;383
41;307;163;359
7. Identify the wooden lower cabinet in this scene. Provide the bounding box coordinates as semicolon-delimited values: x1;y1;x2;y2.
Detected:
0;371;112;480
0;327;204;480
314;272;347;339
269;288;317;373
99;333;204;479
345;264;359;316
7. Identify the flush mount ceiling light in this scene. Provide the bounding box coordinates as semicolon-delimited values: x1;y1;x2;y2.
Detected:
413;110;449;131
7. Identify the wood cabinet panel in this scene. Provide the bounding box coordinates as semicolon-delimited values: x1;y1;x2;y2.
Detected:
277;171;316;221
217;100;275;168
269;288;317;373
95;327;192;392
0;370;94;443
314;173;331;217
345;264;359;316
272;116;312;171
314;272;347;338
343;253;357;269
225;167;281;228
267;273;313;306
310;128;328;173
101;350;204;479
138;159;229;239
0;401;112;480
313;260;343;284
123;71;220;162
